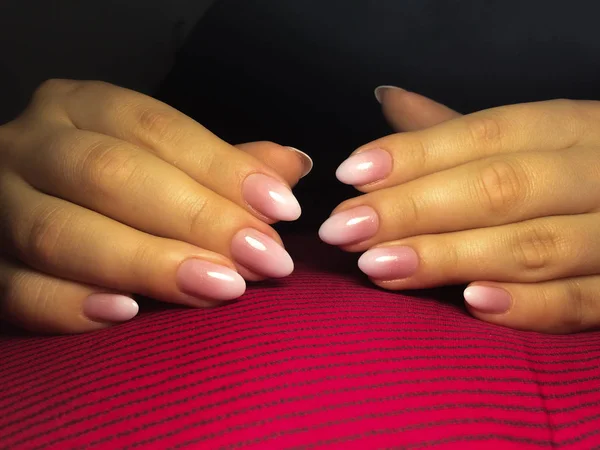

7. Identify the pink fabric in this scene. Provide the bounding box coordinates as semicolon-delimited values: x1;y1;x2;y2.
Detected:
1;236;599;449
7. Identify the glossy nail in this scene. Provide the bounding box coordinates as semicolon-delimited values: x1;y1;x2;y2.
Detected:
286;147;313;178
319;206;379;246
243;173;301;221
374;85;405;104
231;228;294;278
336;149;392;185
177;259;246;301
358;246;419;280
464;285;512;314
83;294;139;323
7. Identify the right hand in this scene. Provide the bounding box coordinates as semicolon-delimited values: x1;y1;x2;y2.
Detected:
0;79;312;334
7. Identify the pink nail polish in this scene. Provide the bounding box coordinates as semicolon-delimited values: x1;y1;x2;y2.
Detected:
374;85;404;104
83;294;139;323
464;285;512;314
318;206;379;246
177;259;246;301
336;149;393;186
243;173;301;221
358;246;419;280
231;228;294;278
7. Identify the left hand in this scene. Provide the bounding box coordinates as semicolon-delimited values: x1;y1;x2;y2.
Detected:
320;86;600;334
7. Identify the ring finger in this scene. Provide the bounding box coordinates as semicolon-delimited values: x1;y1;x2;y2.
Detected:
357;214;600;290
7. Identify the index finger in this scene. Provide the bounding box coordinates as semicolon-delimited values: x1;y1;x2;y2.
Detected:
339;99;600;191
36;80;310;222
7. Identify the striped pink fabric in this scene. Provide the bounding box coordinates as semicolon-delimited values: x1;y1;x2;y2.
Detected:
1;236;600;449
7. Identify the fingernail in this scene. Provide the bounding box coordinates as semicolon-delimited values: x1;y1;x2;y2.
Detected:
177;259;246;301
358;246;419;280
319;206;379;246
243;173;301;221
83;294;139;323
464;285;512;314
231;228;294;278
374;85;405;104
336;149;393;185
286;146;313;178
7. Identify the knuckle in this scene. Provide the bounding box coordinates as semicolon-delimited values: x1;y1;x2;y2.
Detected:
559;279;588;332
33;78;74;98
133;105;181;146
67;80;110;99
185;195;211;236
512;223;561;272
407;135;429;173
464;113;505;150
406;194;422;226
79;141;144;197
554;99;594;141
22;205;72;267
474;159;527;215
129;240;159;277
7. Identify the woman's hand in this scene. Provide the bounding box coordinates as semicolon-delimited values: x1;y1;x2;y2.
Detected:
0;79;312;334
321;85;600;334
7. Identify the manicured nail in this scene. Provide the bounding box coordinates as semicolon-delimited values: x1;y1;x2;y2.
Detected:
358;246;419;280
464;285;512;314
286;146;313;178
374;85;405;104
243;173;301;221
83;294;139;323
231;228;294;278
319;206;379;246
177;259;246;301
336;149;393;185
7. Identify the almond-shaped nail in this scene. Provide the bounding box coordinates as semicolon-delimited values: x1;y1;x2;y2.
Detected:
464;285;512;314
83;294;139;323
374;85;405;104
243;173;301;221
318;206;379;246
231;228;294;278
177;259;246;301
286;147;313;178
358;246;419;280
336;149;392;185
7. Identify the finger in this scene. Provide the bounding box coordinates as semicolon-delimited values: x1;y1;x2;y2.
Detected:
1;175;251;306
336;98;600;191
320;149;600;251
234;142;313;187
14;129;294;278
463;276;600;334
374;86;461;132
356;214;600;292
0;257;138;334
39;80;307;222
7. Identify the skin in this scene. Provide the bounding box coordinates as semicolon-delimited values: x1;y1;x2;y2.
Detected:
2;80;600;335
0;80;306;333
333;86;600;334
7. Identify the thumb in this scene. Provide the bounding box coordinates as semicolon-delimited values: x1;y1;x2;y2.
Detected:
234;141;313;188
375;86;462;132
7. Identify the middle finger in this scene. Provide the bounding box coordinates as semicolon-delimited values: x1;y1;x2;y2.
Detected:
320;148;600;251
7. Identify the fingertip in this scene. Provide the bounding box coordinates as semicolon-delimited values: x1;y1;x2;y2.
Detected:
285;146;313;178
236;141;312;187
374;85;406;104
82;294;139;323
463;284;513;315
